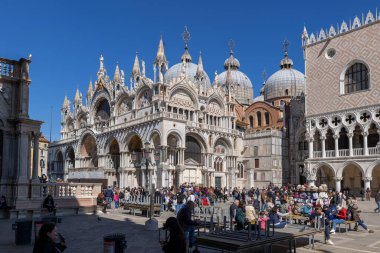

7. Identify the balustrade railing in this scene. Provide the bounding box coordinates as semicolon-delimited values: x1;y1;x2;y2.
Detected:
36;182;102;199
314;151;322;158
368;146;380;155
325;150;335;157
339;149;349;157
353;148;363;156
0;59;17;78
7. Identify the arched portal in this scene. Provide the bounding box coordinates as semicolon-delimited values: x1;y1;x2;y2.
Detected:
371;164;380;194
127;135;143;185
108;139;120;187
185;136;202;164
81;134;98;167
342;164;363;195
95;99;111;121
316;165;335;189
52;151;64;180
66;146;75;169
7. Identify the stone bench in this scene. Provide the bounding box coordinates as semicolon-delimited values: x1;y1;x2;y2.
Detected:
288;214;309;224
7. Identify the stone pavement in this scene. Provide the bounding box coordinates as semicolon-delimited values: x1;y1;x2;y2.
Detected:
0;199;379;253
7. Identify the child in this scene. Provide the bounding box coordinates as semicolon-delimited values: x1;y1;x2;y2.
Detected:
114;192;119;209
259;211;269;230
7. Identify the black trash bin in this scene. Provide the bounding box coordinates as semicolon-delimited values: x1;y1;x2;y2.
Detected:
103;233;127;253
12;219;32;245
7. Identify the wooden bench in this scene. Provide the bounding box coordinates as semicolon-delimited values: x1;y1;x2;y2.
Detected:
288;214;309;224
124;203;161;217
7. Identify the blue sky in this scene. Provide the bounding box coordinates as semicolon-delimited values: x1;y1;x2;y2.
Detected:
0;0;376;141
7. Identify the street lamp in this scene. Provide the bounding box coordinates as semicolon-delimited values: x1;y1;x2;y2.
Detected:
144;140;152;191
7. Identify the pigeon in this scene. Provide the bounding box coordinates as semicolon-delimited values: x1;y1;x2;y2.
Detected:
97;216;102;221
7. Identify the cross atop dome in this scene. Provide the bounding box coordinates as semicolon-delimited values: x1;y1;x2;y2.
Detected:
181;26;192;63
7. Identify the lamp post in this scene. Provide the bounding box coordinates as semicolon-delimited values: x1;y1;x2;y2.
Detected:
144;140;152;192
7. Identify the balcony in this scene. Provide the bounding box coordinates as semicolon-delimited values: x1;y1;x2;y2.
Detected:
311;146;380;159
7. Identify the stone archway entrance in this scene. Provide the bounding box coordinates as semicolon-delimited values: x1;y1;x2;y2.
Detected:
342;164;363;196
371;164;380;195
108;139;120;187
316;165;335;189
52;151;64;180
127;135;143;186
80;134;98;167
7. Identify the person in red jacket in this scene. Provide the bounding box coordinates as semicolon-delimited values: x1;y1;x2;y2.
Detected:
330;205;346;234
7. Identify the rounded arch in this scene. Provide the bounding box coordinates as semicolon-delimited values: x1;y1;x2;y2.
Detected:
65;146;75;169
337;161;365;178
185;132;207;152
103;136;121;154
76;130;97;155
313;162;335;189
340;161;364;194
91;92;112;121
185;134;205;164
55;150;64;161
166;130;183;147
150;130;161;149
370;162;380;194
365;159;380;178
339;60;370;95
169;85;199;109
122;131;143;152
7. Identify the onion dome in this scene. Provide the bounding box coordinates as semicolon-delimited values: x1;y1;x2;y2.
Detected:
264;42;305;101
215;41;253;105
165;27;211;86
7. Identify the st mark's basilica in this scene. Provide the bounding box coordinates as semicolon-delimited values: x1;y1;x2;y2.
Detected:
49;11;380;194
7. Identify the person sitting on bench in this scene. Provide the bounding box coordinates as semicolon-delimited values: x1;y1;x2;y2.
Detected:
43;194;56;214
269;206;288;228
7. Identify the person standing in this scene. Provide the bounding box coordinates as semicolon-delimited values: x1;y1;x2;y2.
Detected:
366;188;371;201
177;201;198;249
161;217;186;253
229;199;239;226
374;190;380;213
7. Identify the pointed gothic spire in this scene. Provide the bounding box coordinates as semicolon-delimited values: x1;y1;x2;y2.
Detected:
114;63;120;81
62;95;70;108
131;52;141;77
74;88;81;106
195;52;206;80
87;81;93;96
155;35;167;65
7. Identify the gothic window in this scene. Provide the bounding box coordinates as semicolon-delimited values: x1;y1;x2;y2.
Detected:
238;163;244;178
257;111;262;127
344;63;369;94
249;116;254;128
214;157;223;172
264;112;270;126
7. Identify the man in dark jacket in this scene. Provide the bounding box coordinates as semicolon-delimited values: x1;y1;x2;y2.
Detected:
177;201;198;248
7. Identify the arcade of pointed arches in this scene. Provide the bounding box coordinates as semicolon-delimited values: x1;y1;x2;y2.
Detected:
312;161;380;195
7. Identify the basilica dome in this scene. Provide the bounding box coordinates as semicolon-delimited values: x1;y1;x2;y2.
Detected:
263;53;305;101
164;62;211;86
216;52;253;105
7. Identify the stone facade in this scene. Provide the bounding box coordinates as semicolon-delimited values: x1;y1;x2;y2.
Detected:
49;31;306;190
0;56;43;207
303;11;380;195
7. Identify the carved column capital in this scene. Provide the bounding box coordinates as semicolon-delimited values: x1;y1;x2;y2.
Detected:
362;176;372;181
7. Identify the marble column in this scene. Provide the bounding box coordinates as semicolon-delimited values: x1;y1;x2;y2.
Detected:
334;134;339;157
321;136;326;158
363;177;372;192
348;133;353;157
308;138;314;159
363;131;369;156
32;132;41;180
335;177;342;192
